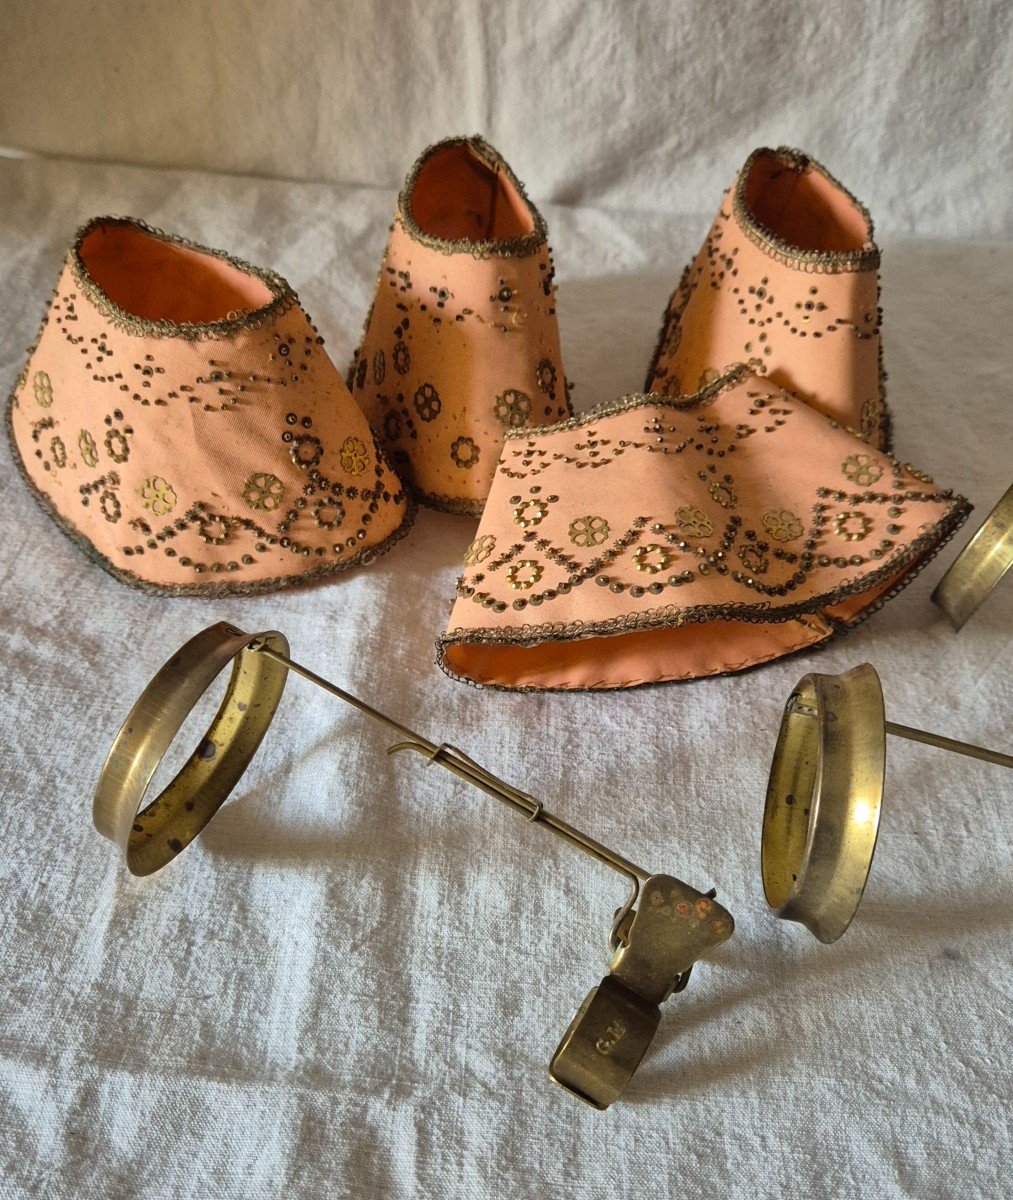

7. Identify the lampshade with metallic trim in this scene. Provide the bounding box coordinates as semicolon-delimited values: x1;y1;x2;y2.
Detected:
438;366;969;690
347;135;571;515
647;147;889;449
7;217;414;594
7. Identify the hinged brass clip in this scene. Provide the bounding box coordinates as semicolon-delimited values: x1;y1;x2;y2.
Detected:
92;622;734;1109
550;875;733;1109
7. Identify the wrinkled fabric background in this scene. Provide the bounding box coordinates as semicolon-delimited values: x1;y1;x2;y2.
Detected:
1;0;1011;237
0;3;1011;1198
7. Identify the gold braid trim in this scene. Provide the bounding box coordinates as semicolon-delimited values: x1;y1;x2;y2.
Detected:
68;215;298;341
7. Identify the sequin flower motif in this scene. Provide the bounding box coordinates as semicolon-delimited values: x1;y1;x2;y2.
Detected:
513;499;548;528
834;511;872;541
568;515;610;547
392;340;411;375
414;384;442;423
99;490;121;523
841;453;882;486
340;437;368;476
141;476;177;517
506;560;542;590
493;389;532;428
708;478;737;509
289;435;323;469
737;544;768;575
198;516;230;545
451;437;480;469
762;509;804;542
33;370;53;408
633;544;671;574
464;535;496;566
243;472;285;511
104;428;130;464
674;506;713;538
78;429;99;468
312;500;345;529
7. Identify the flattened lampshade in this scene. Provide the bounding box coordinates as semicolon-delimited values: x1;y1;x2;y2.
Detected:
348;135;571;515
7;216;413;594
439;366;969;690
647;147;890;449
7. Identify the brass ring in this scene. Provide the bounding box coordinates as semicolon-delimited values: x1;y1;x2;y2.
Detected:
932;482;1013;630
761;664;886;943
93;622;289;875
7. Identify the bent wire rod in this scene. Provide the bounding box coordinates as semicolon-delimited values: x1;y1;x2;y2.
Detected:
250;640;651;928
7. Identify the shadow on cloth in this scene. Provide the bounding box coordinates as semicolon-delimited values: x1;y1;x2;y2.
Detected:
623;879;1012;1101
195;720;478;868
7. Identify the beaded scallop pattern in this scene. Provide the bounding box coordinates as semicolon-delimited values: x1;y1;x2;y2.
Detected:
647;150;888;450
7;233;412;594
439;368;969;689
348;154;570;516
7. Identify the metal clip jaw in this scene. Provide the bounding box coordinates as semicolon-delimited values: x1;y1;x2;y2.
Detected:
94;623;741;1108
549;875;733;1110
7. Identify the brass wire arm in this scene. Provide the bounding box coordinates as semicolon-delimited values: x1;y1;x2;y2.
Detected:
786;696;1013;770
252;641;651;896
882;721;1013;770
92;623;733;1110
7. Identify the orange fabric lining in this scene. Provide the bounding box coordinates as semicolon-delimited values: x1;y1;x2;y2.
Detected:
442;566;909;689
78;223;274;324
410;142;533;242
443;617;829;689
741;152;870;253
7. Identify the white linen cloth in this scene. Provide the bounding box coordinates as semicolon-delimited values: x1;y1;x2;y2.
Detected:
0;154;1010;1199
0;0;1011;240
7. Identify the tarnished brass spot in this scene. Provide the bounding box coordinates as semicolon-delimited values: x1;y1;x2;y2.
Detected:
93;623;289;875
551;874;733;1109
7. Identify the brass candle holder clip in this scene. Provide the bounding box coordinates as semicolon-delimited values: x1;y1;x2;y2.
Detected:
93;622;734;1110
932;481;1013;630
762;664;1012;943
